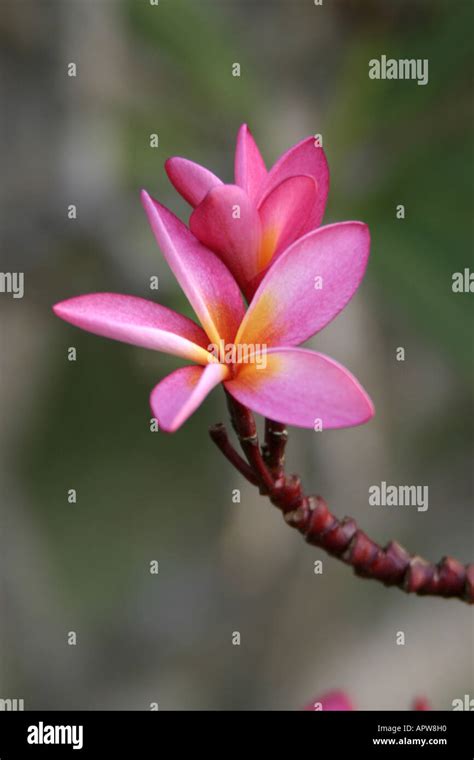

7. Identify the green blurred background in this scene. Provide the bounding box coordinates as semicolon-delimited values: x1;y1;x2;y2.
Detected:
0;0;472;709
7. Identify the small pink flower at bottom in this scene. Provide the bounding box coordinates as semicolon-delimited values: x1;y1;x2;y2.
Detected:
304;690;354;711
412;697;431;711
303;692;431;711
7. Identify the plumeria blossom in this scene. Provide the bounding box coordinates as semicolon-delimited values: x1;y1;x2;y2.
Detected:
166;124;329;300
303;691;355;711
53;167;373;433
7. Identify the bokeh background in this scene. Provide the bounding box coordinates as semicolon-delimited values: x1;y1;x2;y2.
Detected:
0;0;472;710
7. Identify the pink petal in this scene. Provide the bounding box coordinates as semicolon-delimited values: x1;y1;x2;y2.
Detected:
165;157;222;208
189;184;261;296
150;362;229;432
235;222;370;348
234;123;267;203
225;348;374;429
258;136;329;232
141;191;245;346
52;293;213;365
303;691;354;711
257;175;317;268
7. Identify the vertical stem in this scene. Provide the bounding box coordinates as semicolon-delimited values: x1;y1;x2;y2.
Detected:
225;392;275;494
263;419;288;479
209;423;260;486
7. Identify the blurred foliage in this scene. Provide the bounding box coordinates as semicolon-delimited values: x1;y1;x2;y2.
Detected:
327;0;473;376
122;0;263;186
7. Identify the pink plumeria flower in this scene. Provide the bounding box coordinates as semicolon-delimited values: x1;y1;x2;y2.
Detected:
412;697;431;711
166;124;329;300
53;191;374;433
304;690;354;711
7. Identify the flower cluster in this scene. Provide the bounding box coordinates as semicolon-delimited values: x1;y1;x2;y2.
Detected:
54;125;374;432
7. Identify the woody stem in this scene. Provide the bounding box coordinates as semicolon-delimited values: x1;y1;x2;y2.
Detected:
223;392;275;494
262;418;288;479
209;423;259;486
209;399;474;605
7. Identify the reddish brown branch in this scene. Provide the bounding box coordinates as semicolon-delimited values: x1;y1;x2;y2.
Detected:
209;423;259;486
224;392;275;494
262;419;288;479
211;397;473;604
